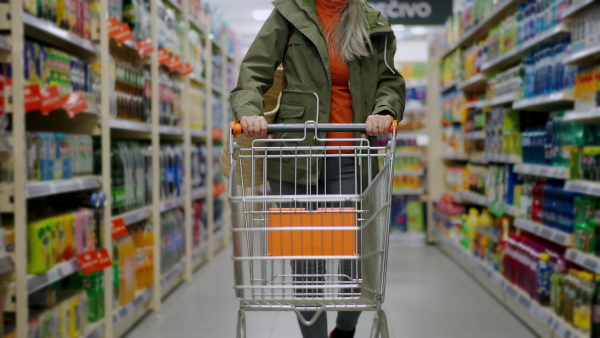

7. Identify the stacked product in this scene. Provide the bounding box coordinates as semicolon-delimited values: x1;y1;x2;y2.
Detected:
111;141;152;216
23;0;92;39
160;209;185;274
159;144;184;200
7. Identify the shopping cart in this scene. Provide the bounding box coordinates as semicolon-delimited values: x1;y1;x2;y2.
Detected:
228;119;397;338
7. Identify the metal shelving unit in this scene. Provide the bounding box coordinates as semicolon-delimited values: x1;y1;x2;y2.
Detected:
1;0;239;335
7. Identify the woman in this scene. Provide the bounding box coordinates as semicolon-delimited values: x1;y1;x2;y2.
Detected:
230;0;405;337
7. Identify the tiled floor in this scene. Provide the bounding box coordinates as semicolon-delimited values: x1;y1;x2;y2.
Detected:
126;245;537;338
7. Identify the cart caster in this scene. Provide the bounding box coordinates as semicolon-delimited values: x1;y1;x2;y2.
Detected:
237;309;246;338
370;310;389;338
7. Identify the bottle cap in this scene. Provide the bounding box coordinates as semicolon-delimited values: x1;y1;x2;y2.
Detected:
539;253;550;261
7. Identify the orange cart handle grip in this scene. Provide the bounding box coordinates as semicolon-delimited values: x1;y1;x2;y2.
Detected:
230;121;398;137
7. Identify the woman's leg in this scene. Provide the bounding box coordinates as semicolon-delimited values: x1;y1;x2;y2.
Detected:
269;179;328;338
319;157;362;333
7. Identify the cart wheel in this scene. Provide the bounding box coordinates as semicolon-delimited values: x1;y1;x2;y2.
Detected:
237;309;246;338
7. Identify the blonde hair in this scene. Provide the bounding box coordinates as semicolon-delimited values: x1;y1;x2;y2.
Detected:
327;0;373;63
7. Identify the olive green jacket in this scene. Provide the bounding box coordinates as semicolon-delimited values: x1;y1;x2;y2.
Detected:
230;0;406;186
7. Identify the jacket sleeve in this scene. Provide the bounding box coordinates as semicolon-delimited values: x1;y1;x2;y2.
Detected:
230;9;290;121
372;34;406;120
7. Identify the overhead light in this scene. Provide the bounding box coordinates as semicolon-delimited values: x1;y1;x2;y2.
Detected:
392;25;405;32
252;10;271;21
410;26;428;35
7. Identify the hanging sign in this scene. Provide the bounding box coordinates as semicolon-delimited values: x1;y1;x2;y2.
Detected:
158;49;170;65
62;91;89;117
136;38;154;57
78;249;112;275
179;63;193;77
40;86;63;115
111;218;129;239
115;23;134;44
367;0;452;25
24;84;42;112
168;55;182;72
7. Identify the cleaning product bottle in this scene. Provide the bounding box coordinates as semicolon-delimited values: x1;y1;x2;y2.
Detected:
591;274;600;337
551;256;567;316
576;272;593;333
479;209;493;227
466;208;480;251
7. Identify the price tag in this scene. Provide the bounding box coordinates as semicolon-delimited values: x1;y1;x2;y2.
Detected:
136;38;154;57
112;218;129;239
158;49;170;65
40;86;63;115
180;63;193;76
584;257;599;272
24;84;42;112
108;17;121;38
78;249;112;275
540;228;553;240
62;91;89;117
553;233;567;245
46;267;61;283
96;249;112;270
168;55;182;72
212;128;223;141
115;23;134;44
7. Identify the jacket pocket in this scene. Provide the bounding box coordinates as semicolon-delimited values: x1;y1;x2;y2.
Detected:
279;104;305;121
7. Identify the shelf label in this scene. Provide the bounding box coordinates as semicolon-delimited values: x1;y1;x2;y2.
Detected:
40;86;63;115
24;84;42;112
180;63;193;76
168;55;182;72
108;18;121;38
111;218;129;239
136;38;154;58
116;23;134;44
78;249;112;275
158;49;170;65
62;91;88;117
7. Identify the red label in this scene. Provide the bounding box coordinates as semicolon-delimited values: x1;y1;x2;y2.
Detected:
136;38;154;57
111;218;129;239
179;63;193;76
62;91;89;117
213;182;226;197
24;84;42;112
158;49;170;65
108;17;121;38
78;249;112;275
212;128;223;141
40;86;63;115
115;23;134;44
168;55;182;72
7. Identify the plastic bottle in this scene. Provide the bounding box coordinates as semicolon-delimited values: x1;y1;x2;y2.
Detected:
591;275;600;337
466;208;480;250
537;253;552;305
551;256;567;316
531;180;544;222
479;209;493;228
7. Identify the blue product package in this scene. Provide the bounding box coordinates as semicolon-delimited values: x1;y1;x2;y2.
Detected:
60;134;72;179
39;133;54;181
54;133;65;180
391;196;407;232
38;45;49;87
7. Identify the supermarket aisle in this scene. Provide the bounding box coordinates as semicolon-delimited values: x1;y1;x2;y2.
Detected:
127;244;536;338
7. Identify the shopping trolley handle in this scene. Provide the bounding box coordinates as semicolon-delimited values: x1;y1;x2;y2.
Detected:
230;121;398;137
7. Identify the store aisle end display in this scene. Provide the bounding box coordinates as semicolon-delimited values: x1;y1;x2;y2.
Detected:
0;0;240;336
433;0;600;337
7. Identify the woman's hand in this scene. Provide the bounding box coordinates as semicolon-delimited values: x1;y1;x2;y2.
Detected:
239;116;269;138
365;113;394;137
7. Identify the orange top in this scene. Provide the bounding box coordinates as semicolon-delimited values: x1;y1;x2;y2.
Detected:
315;0;354;154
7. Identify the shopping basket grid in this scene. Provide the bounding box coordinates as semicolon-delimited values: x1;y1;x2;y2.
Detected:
229;120;396;338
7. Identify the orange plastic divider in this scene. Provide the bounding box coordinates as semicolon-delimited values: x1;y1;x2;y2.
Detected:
266;207;357;256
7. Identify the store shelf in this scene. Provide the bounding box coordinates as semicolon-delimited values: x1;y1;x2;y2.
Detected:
109;119;152;133
112;288;152;333
394;169;424;177
396;151;423;158
512;90;574;111
189;16;205;34
192;187;207;201
482;153;522;164
514;218;573;246
113;206;153;226
392;188;424;196
479;92;519;108
435;232;584;338
193;243;208;268
440;80;459;94
469;155;489;165
565;249;600;274
513;164;569;180
439;0;520;59
160;197;184;213
563;0;596;19
159;125;184;137
462;131;485;140
28;258;80;294
565;44;600;66
22;13;98;59
0;35;10;53
564;107;600;123
442;153;469;161
458;190;490;207
165;0;183;12
458;73;487;92
20;176;102;200
482;24;570;74
565;180;600;197
83;321;104;338
161;261;185;298
463;101;484;110
191;129;208;140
